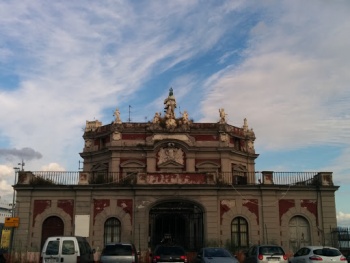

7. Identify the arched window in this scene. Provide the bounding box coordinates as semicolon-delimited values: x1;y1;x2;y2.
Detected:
104;217;121;245
231;217;249;249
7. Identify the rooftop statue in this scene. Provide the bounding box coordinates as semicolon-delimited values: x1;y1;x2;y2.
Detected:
164;87;177;120
219;108;227;124
164;88;177;129
242;118;256;153
182;110;191;125
113;108;122;124
153;112;161;124
243;118;248;132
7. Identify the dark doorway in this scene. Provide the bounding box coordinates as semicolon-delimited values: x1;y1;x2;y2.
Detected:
149;201;203;251
41;216;64;250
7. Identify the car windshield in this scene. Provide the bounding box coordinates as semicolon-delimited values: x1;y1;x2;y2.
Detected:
259;247;284;255
102;244;132;256
313;249;341;257
204;248;231;257
46;240;59;255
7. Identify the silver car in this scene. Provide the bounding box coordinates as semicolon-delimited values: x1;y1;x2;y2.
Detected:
196;247;239;263
244;245;288;263
289;246;346;263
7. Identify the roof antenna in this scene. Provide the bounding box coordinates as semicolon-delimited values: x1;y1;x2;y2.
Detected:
18;159;25;171
128;105;132;122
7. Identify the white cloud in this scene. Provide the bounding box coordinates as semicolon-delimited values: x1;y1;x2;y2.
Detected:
0;0;249;171
337;212;350;227
201;1;350;153
0;165;15;197
41;163;66;172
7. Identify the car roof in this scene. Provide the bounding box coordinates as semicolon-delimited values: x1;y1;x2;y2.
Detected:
202;247;227;250
301;246;338;249
105;243;134;246
257;245;283;247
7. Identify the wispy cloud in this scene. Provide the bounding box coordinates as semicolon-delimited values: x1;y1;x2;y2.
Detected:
0;147;42;161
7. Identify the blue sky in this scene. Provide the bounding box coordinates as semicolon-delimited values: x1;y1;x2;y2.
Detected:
1;1;350;225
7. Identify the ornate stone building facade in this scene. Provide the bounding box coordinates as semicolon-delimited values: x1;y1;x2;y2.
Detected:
13;89;338;261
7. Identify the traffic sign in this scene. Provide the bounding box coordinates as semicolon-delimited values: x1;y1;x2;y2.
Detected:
4;217;19;227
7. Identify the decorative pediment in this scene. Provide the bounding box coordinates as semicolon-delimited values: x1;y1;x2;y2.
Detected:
196;162;220;169
120;160;146;168
232;164;247;172
146;134;195;146
158;160;184;169
91;163;109;171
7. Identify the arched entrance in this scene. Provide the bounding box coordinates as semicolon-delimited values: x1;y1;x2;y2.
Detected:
149;200;204;251
41;216;64;250
289;216;311;252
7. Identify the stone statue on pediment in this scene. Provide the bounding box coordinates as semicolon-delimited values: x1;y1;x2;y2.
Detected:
182;110;191;125
164;88;177;129
153;112;161;124
164;88;177;119
241;118;255;153
219;108;227;124
113;108;122;124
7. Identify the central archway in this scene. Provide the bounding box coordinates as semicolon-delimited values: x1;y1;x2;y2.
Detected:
149;200;204;251
41;216;64;250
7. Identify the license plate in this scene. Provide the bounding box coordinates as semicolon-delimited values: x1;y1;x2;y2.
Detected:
267;258;279;261
45;258;58;263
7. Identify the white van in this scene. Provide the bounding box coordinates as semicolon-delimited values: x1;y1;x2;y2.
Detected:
41;236;95;263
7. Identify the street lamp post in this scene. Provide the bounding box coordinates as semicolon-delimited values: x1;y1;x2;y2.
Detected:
10;167;20;256
12;167;20;217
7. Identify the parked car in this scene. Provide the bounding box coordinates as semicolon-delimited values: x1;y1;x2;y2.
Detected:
100;243;139;263
41;236;95;263
289;246;347;263
196;247;239;263
244;245;288;263
151;245;188;263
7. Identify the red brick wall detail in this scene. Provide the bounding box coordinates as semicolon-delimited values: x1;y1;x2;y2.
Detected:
58;200;74;223
94;199;110;224
146;173;207;184
33;200;51;226
279;199;295;225
193;135;218;141
117;199;133;224
122;134;147;140
301;199;318;224
243;199;259;224
220;201;231;224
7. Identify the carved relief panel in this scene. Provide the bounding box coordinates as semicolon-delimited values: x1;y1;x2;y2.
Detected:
157;143;184;171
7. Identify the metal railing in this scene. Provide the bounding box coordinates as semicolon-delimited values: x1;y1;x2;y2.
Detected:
222;171;321;185
17;171;332;187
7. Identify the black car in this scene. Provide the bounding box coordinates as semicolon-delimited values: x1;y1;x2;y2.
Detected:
151;245;188;263
100;243;139;263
